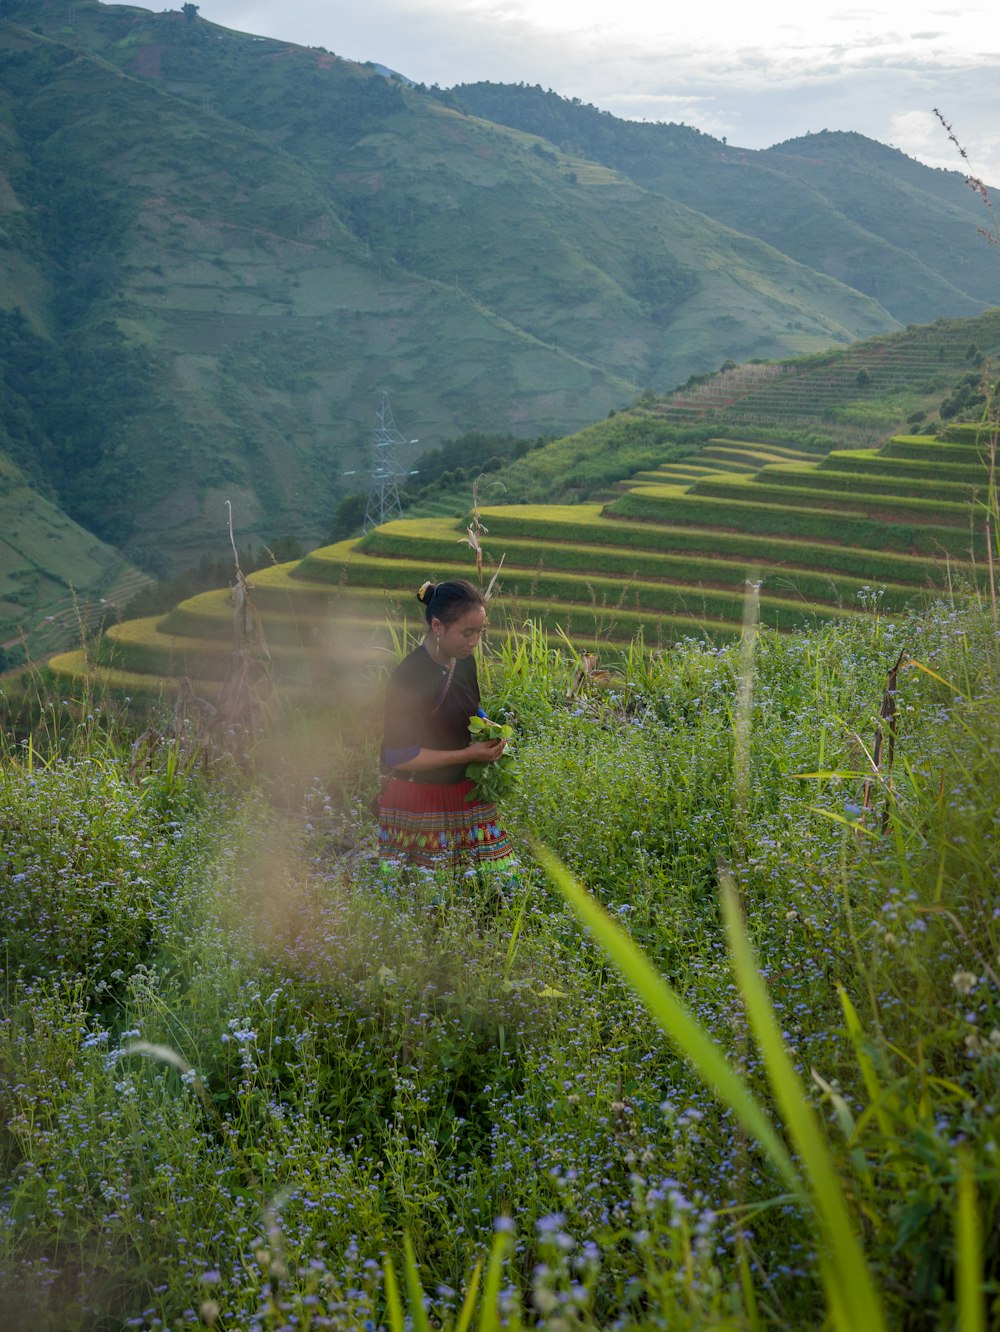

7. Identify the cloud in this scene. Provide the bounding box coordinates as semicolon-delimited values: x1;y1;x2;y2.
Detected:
891;108;1000;186
184;2;1000;180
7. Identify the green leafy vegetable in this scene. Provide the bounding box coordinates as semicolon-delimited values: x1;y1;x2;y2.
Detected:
465;714;521;803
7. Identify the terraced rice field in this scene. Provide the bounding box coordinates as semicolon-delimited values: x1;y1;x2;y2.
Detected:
653;313;1000;439
49;426;993;700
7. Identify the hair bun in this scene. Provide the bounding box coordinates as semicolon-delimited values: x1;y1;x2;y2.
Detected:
416;580;436;605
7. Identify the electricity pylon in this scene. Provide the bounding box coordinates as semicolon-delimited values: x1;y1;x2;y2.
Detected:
362;392;416;530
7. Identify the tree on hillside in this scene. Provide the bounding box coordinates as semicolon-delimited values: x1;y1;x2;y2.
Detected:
328;493;366;543
181;3;199;20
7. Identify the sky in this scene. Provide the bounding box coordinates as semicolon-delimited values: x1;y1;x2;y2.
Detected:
175;0;1000;183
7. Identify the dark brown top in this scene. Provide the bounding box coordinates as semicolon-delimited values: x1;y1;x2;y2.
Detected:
381;644;481;784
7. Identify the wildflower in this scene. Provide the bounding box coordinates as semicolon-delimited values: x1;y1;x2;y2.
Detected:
533;1288;559;1315
952;970;978;996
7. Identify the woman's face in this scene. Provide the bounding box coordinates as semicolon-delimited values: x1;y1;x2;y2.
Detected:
433;605;487;659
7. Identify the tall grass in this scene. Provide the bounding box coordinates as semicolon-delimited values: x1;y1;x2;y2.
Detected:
1;594;997;1329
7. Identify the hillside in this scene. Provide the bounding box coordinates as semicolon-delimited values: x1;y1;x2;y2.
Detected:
48;307;1000;702
0;450;151;669
414;308;1000;507
452;83;1000;326
49;416;994;703
1;0;908;594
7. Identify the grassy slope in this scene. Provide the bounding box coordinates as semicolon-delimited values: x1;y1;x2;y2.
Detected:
0;0;902;583
644;309;1000;447
0;93;53;337
451;84;1000;325
0;456;151;658
92;2;899;381
42;295;1000;692
49;410;994;698
464;309;1000;509
44;302;1000;692
0;26;630;562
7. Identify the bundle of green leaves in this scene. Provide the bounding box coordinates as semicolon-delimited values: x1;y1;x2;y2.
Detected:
465;713;520;803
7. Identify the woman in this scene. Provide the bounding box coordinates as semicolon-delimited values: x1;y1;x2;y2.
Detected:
377;579;514;871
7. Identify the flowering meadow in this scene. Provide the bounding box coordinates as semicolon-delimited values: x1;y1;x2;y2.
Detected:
1;593;998;1331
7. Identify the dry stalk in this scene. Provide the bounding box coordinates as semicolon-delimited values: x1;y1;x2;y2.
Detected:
934;114;1000;634
933;109;1000;246
459;521;484;582
163;503;279;769
459;474;506;604
483;554;505;603
732;578;761;823
217;573;276;760
459;475;489;583
565;650;616;698
982;381;999;640
861;649;908;836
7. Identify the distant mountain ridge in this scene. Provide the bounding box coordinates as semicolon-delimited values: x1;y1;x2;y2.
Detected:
0;0;997;653
451;83;1000;326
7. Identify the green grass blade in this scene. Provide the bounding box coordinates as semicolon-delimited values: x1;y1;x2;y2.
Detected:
905;657;973;703
453;1258;483;1332
382;1255;405;1332
957;1151;984;1332
503;888;530;980
811;1068;873;1195
536;845;803;1199
807;805;881;839
720;880;887;1332
477;1229;514;1332
737;1234;762;1332
838;985;910;1191
403;1233;430;1332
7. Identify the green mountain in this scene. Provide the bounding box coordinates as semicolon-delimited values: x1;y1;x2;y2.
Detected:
1;0;901;591
4;0;999;658
0;448;151;669
451;83;1000;326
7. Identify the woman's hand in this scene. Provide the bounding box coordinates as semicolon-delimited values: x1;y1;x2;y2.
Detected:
467;737;506;764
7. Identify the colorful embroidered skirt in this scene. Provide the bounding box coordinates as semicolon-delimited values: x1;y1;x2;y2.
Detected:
378;777;513;870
